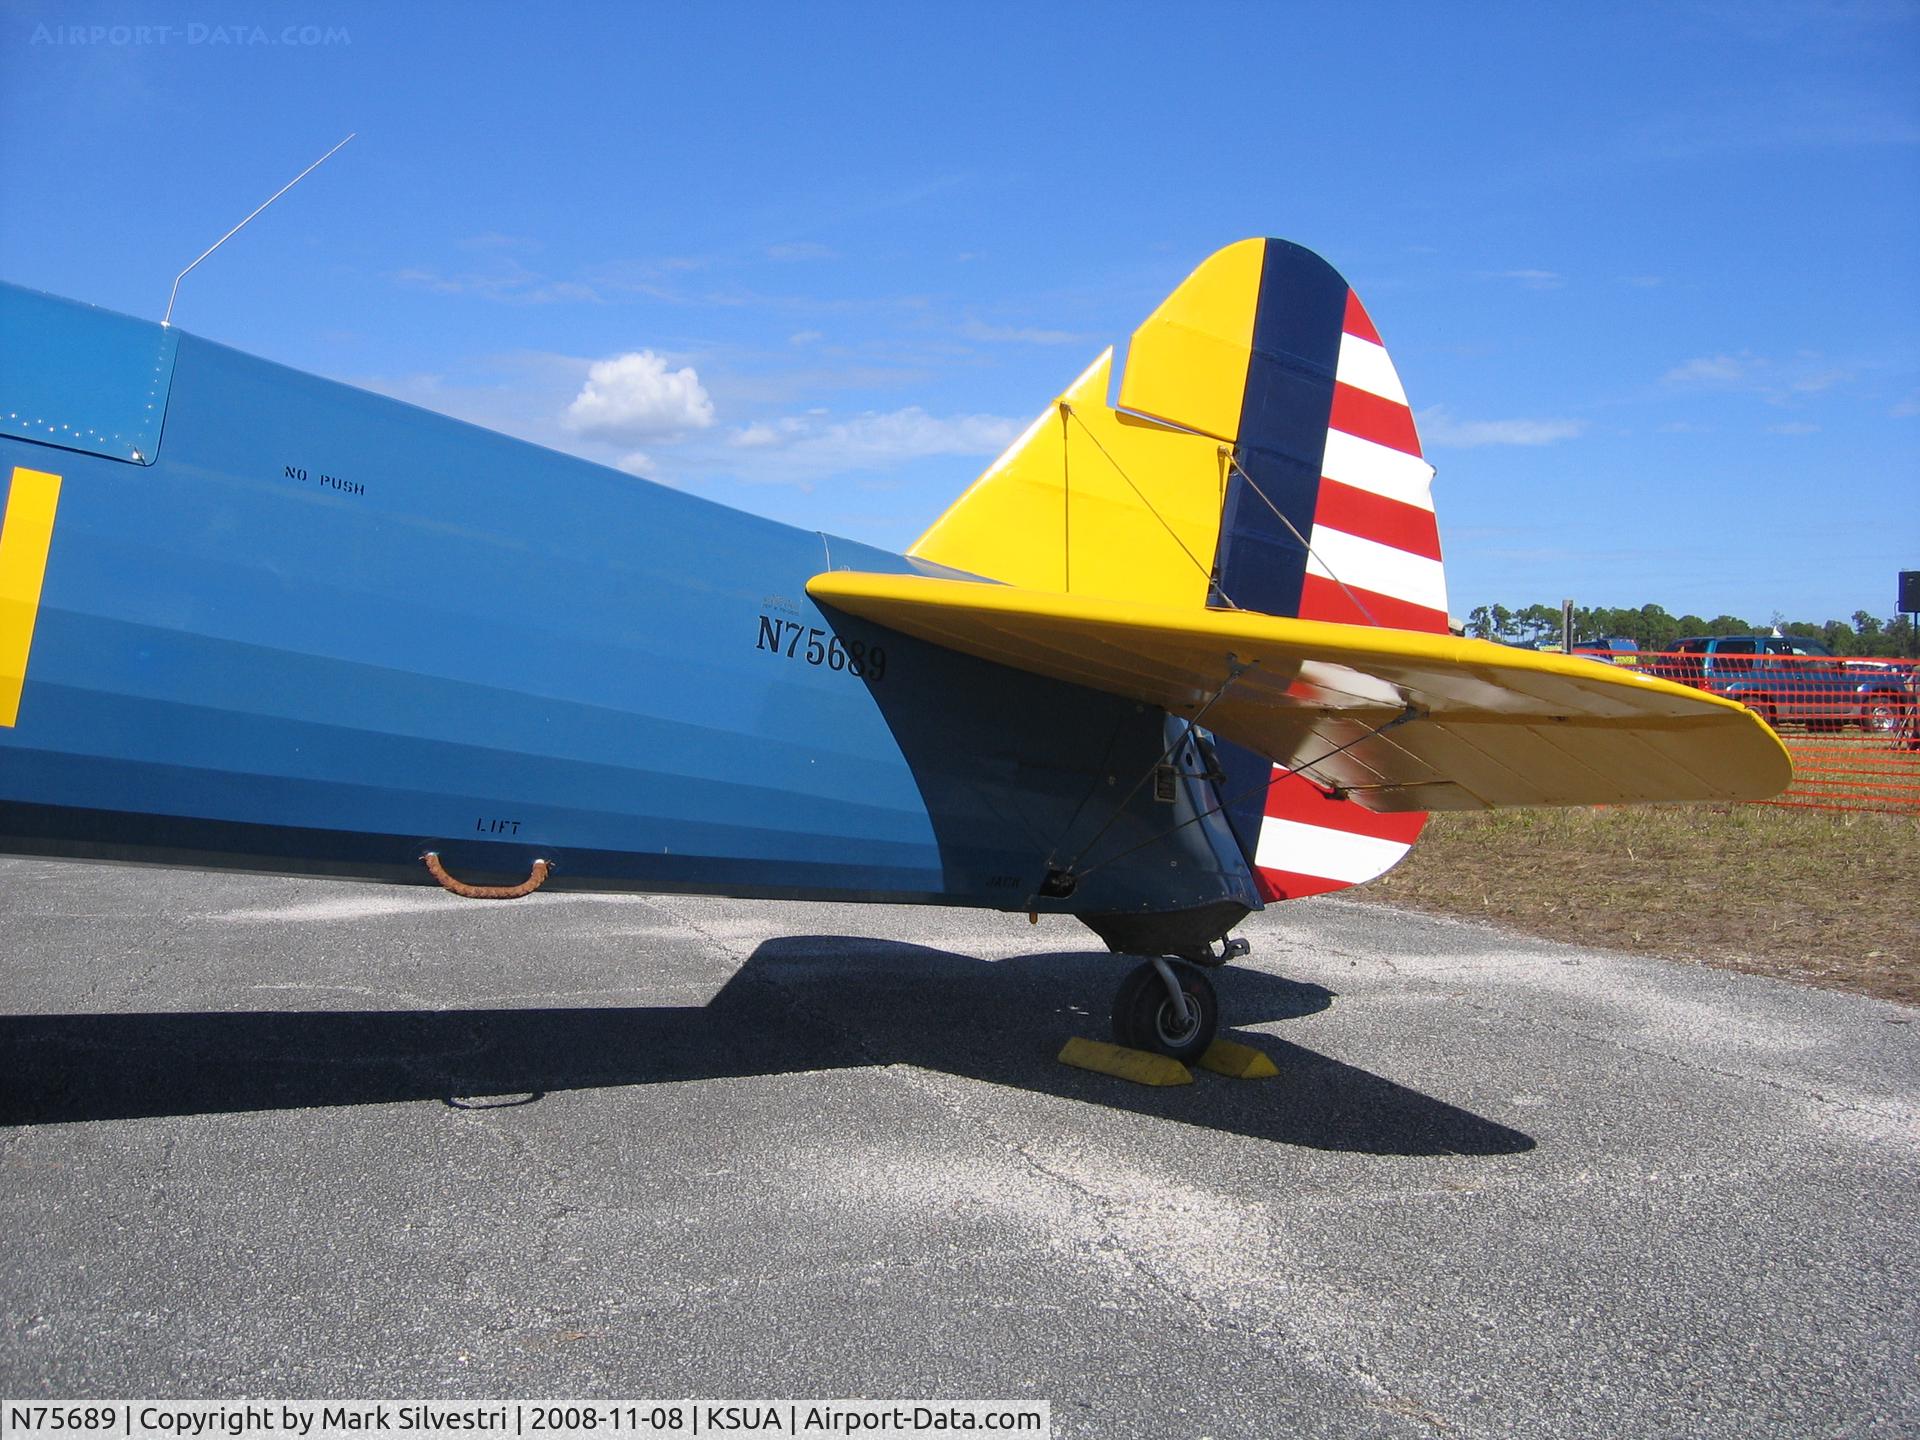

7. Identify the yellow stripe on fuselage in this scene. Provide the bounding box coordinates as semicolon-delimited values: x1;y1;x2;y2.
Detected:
0;465;63;727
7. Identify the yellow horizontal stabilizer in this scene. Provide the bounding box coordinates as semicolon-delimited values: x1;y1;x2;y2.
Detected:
806;572;1792;811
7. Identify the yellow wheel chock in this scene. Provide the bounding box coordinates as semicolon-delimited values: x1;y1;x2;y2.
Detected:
1196;1038;1279;1079
1058;1035;1280;1086
1057;1037;1193;1086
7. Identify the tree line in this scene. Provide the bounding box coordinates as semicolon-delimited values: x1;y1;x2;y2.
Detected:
1464;602;1919;657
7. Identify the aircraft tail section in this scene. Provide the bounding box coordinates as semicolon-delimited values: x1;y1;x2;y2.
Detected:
909;240;1448;902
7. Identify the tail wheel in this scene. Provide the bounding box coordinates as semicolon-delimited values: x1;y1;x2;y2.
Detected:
1112;960;1218;1062
1743;695;1776;729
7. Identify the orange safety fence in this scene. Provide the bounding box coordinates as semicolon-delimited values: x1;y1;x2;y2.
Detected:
1570;647;1919;816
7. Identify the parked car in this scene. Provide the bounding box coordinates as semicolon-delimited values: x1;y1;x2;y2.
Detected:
1646;635;1911;732
1572;636;1640;666
1843;659;1917;736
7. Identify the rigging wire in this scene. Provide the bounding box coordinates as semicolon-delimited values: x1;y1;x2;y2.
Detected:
1221;449;1381;628
1066;703;1423;886
1059;403;1238;610
1050;660;1255;884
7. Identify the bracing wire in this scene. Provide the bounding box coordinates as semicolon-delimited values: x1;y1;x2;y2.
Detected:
1221;449;1381;628
1050;661;1255;883
1066;703;1422;885
1059;403;1236;609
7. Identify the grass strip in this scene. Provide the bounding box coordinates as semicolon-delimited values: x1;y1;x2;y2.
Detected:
1360;805;1919;1005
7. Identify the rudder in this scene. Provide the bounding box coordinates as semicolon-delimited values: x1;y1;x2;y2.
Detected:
912;238;1449;903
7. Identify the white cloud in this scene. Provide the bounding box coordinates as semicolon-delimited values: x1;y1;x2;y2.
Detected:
1619;275;1665;288
1416;405;1587;449
766;242;837;262
1892;394;1920;418
788;330;824;346
1661;350;1853;405
1766;421;1820;436
730;420;792;449
353;351;595;452
1663;353;1754;386
718;406;1023;481
458;232;539;252
564;351;715;441
615;451;656;476
1486;268;1564;291
957;319;1089;345
391;262;598;305
1790;367;1849;394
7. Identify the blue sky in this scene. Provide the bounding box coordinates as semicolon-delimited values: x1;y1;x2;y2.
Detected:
4;0;1916;626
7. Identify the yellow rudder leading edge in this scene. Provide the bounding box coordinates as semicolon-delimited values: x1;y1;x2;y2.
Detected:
0;466;63;727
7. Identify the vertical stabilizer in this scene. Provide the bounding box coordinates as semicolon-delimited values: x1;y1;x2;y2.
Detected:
910;239;1449;902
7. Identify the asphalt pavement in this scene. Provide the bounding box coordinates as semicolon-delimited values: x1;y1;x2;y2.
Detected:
2;856;1916;1438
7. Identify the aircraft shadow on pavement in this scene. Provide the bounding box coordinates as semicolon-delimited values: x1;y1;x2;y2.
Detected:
0;934;1534;1157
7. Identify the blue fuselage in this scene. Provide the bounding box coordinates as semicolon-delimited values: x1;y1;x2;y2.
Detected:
0;284;1259;926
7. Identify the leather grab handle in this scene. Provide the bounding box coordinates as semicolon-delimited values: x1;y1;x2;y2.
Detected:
422;851;552;900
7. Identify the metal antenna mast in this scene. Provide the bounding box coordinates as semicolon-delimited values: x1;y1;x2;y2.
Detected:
162;132;356;328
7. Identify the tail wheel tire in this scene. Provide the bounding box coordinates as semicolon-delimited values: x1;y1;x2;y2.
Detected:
1112;960;1218;1062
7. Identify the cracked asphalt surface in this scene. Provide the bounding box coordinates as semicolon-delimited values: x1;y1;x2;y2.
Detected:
3;855;1916;1437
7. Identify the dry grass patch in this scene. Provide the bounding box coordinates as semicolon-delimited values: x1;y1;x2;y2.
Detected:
1360;805;1919;1005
